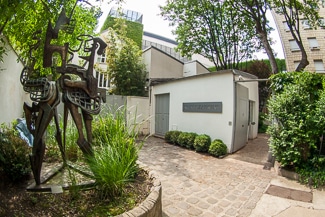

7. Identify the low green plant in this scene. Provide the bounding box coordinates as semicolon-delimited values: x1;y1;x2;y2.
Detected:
193;134;211;152
177;132;189;147
88;106;142;199
45;118;82;163
297;156;325;188
209;139;227;157
166;130;181;145
258;113;268;133
186;133;198;149
164;131;173;143
0;122;31;182
176;132;197;149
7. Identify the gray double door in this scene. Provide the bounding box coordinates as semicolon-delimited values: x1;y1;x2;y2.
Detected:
233;84;249;152
155;94;170;136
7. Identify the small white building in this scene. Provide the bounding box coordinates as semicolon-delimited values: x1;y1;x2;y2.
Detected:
149;69;259;153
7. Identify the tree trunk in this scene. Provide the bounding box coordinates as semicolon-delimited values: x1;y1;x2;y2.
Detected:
258;31;279;74
295;45;309;72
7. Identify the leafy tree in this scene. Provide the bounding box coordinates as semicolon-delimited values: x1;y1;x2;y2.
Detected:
104;17;147;96
244;60;272;112
0;0;102;75
230;0;279;74
160;0;262;70
271;0;320;72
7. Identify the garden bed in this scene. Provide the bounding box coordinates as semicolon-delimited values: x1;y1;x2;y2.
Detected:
0;166;162;216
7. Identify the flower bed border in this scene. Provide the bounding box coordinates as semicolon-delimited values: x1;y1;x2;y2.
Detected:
116;168;162;217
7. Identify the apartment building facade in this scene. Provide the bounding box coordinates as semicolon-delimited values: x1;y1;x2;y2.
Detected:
272;5;325;73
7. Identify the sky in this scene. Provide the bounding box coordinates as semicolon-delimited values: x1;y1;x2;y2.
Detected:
96;0;284;59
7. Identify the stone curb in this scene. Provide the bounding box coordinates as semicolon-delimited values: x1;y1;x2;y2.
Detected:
116;164;162;217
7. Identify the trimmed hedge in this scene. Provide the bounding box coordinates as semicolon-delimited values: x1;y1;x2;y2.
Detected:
164;131;228;157
209;139;227;157
193;134;211;152
177;132;197;149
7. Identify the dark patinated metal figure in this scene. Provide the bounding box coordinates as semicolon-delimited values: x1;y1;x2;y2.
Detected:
59;35;107;156
21;30;65;185
21;7;106;185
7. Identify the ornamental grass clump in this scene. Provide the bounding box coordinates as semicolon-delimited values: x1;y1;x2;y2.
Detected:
88;106;142;199
209;139;227;157
193;134;211;152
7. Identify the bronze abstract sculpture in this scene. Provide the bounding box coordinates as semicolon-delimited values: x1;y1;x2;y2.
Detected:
21;8;106;185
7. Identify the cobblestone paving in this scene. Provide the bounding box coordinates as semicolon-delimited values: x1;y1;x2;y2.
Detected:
138;137;276;217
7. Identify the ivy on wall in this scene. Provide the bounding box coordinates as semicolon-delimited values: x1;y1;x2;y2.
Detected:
100;16;143;49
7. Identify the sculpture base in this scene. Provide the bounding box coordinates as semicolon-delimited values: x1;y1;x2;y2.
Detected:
27;161;95;192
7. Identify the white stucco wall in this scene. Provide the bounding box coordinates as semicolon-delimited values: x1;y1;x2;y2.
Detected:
151;72;235;149
127;96;150;135
183;61;197;77
0;38;29;124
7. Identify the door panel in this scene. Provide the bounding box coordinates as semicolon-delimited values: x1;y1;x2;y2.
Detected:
233;84;249;152
155;94;170;136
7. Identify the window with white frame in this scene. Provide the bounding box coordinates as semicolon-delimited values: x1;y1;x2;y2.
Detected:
301;19;312;29
289;39;300;51
283;21;290;31
308;37;320;50
294;61;300;71
314;60;325;73
97;54;106;63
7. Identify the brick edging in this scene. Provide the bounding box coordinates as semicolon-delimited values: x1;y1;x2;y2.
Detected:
116;166;162;217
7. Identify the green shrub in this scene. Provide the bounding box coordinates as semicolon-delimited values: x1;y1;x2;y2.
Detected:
185;132;198;149
88;106;141;199
297;156;325;188
209;139;227;157
177;132;197;149
267;72;325;167
46;119;82;163
193;134;211;152
0;122;31;182
177;132;189;147
164;131;173;143
169;131;181;145
258;113;268;133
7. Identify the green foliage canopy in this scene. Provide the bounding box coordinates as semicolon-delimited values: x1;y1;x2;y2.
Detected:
104;18;147;96
0;0;102;75
160;0;261;70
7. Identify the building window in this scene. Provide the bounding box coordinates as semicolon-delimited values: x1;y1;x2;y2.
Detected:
97;54;106;63
314;60;325;73
319;18;325;28
294;61;300;71
283;21;290;31
289;39;300;51
301;19;312;29
308;37;320;50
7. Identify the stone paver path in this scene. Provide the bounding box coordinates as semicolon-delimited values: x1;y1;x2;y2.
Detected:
139;137;276;217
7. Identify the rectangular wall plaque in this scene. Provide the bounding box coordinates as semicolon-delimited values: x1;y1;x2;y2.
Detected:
183;102;222;113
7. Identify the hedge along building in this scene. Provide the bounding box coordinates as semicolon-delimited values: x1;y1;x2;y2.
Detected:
149;69;259;153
